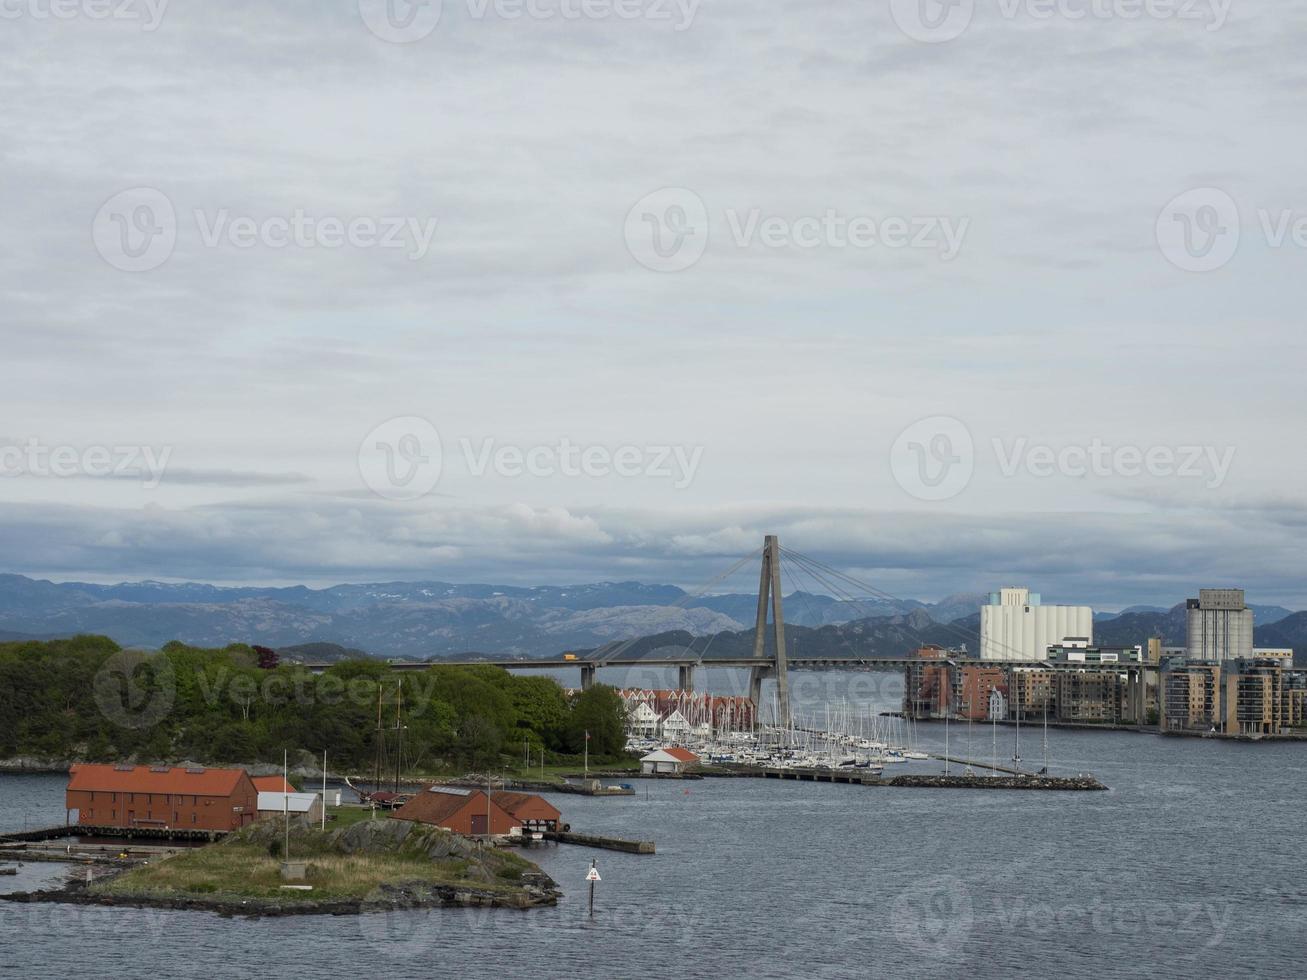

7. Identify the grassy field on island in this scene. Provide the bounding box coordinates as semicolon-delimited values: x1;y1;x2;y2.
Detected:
93;818;540;904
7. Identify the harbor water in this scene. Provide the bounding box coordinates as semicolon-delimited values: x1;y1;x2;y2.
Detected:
3;720;1306;979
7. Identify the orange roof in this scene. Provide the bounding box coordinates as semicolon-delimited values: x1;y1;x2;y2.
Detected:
664;748;699;763
252;776;295;793
67;764;252;797
491;791;562;821
393;786;515;828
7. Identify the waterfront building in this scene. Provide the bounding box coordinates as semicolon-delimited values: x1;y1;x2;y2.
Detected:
1160;663;1222;733
1185;589;1254;663
65;764;258;832
1008;667;1057;720
905;645;964;718
1055;671;1126;724
392;786;518;836
979;587;1093;661
956;664;1007;721
1221;659;1307;735
641;747;699;774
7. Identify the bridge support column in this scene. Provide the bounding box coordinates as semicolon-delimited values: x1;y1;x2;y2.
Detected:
750;535;791;728
678;664;694;692
581;665;597;691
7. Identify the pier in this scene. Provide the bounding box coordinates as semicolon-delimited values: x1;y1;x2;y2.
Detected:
543;831;655;854
760;767;880;785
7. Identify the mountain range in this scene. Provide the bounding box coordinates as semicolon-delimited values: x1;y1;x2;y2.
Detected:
0;573;1299;663
0;573;985;657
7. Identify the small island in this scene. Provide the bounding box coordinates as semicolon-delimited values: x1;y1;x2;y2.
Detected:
8;817;559;917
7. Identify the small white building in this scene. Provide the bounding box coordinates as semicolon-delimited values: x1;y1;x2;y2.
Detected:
257;791;323;823
641;748;700;774
988;688;1008;721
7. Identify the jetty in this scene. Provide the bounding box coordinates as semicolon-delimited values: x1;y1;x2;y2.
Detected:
882;773;1107;791
543;831;655;854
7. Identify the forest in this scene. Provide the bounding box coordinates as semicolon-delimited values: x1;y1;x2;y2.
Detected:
0;635;629;773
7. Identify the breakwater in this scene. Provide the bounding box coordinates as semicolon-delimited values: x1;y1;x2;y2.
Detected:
883;774;1107;791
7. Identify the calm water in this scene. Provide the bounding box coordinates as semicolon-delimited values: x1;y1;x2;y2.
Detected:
3;727;1306;977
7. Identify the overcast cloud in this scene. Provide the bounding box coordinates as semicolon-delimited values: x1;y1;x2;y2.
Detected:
2;1;1304;610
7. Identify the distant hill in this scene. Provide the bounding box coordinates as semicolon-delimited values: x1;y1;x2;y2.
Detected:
1250;613;1307;666
276;642;373;663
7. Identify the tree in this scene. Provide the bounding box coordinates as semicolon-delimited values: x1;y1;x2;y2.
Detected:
566;685;626;757
253;645;280;670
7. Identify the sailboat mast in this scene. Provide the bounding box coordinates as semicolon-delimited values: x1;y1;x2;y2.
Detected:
393;678;403;794
372;685;382;795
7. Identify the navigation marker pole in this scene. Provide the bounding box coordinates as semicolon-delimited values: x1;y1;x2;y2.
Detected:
586;859;601;917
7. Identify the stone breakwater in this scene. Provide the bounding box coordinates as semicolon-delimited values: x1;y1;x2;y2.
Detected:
884;774;1107;791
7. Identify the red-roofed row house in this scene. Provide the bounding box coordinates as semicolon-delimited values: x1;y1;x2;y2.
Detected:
66;764;259;832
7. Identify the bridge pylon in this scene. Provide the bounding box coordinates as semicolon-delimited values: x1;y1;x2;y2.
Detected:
749;535;791;729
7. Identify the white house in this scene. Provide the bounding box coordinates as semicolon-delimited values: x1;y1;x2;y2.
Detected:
660;708;690;739
257;791;323;823
628;701;660;737
988;688;1009;721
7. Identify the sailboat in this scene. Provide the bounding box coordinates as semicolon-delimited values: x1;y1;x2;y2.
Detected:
360;680;412;809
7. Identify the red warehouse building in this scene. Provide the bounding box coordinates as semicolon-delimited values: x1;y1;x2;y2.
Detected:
66;764;259;832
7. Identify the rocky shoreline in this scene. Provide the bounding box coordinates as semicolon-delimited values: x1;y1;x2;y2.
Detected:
0;818;561;917
2;875;560;918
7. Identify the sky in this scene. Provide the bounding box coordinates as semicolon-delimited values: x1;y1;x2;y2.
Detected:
1;0;1305;610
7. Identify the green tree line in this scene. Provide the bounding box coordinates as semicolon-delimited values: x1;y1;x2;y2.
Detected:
0;635;628;773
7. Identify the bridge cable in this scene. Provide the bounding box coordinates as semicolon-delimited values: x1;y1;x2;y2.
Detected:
780;547;1034;662
592;546;763;666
